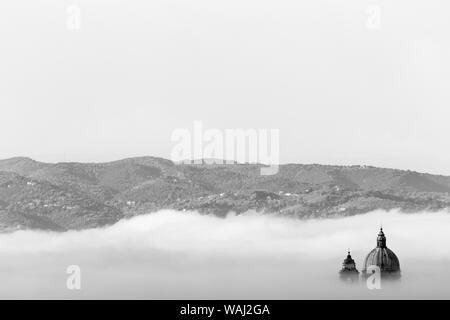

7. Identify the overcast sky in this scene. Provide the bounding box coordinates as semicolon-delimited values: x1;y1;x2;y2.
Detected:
1;0;449;174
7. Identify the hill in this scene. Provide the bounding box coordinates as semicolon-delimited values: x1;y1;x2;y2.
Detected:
0;157;449;230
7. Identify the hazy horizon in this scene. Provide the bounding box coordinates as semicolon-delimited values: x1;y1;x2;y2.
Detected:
1;154;449;178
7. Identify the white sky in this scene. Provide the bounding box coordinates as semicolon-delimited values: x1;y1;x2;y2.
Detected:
1;0;449;174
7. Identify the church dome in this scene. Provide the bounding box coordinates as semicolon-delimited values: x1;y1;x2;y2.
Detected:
363;228;401;274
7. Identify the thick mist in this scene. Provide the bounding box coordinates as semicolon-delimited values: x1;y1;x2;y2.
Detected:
0;210;449;299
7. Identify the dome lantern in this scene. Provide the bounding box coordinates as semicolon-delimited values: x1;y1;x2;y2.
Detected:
377;227;386;248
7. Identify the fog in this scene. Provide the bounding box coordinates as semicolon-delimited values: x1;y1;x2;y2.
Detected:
1;210;450;299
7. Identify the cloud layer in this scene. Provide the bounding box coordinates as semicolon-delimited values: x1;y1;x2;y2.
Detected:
1;210;450;299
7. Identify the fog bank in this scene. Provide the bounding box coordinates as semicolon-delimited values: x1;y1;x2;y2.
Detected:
1;210;449;299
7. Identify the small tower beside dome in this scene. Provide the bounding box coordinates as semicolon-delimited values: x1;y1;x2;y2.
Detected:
339;250;359;282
